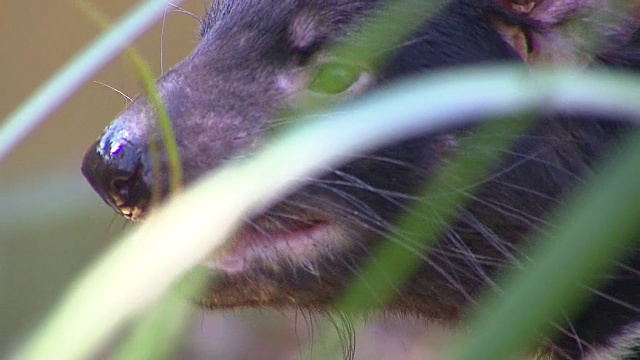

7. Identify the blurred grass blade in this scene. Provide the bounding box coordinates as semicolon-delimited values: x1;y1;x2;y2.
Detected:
446;130;640;360
337;117;534;312
331;0;446;68
110;295;194;360
110;268;208;360
0;0;184;163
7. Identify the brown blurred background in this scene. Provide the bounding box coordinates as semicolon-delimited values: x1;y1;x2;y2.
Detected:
0;1;447;358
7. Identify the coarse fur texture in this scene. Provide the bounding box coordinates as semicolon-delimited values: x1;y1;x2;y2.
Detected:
81;0;640;358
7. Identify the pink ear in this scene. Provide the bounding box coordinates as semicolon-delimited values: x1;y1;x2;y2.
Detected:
497;0;536;14
494;0;640;66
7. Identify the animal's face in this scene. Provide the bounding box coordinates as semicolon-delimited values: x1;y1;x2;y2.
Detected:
82;0;387;309
82;0;640;357
83;0;520;311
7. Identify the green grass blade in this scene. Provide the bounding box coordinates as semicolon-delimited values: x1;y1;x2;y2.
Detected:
446;130;640;359
336;117;535;312
110;268;208;360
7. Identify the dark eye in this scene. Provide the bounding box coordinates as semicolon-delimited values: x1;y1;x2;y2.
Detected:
308;62;363;94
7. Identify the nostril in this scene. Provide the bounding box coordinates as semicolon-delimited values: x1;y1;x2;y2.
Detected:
111;176;133;199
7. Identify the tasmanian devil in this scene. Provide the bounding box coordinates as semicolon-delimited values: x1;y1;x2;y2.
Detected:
81;0;640;358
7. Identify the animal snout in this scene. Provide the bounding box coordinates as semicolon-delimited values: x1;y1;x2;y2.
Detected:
81;125;152;221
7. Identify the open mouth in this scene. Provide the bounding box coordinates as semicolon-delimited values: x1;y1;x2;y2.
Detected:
205;215;338;274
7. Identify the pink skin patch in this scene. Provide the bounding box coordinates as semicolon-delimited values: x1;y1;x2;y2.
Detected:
207;217;338;274
494;0;637;66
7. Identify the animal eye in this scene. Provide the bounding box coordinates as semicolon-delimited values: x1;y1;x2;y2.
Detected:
308;62;363;94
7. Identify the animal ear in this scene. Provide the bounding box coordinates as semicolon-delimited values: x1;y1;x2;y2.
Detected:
494;0;640;66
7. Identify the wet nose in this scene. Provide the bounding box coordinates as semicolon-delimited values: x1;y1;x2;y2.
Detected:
81;130;151;221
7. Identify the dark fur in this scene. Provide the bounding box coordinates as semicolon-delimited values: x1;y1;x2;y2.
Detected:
82;1;640;358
